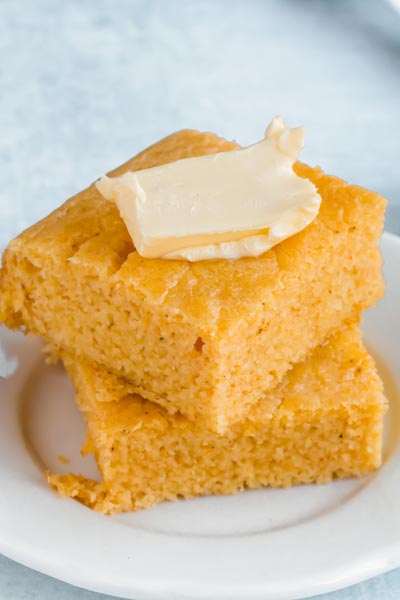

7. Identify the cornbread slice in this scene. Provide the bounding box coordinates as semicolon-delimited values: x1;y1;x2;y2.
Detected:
0;131;386;432
47;324;386;514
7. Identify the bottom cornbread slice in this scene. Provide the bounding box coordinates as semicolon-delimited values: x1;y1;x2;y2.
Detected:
48;324;387;514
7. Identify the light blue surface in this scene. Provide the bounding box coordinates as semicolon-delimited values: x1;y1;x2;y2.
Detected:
0;0;399;598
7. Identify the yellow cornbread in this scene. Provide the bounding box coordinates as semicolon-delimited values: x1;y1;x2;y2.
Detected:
47;324;386;514
0;130;386;432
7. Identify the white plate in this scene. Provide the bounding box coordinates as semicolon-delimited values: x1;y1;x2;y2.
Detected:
0;232;399;600
388;0;400;13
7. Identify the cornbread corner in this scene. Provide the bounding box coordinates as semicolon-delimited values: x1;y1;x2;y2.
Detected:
0;130;387;432
47;324;387;514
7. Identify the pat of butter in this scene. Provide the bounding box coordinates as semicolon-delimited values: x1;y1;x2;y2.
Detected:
96;117;321;261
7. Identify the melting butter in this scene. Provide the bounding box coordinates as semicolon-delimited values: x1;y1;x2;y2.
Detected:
96;117;321;261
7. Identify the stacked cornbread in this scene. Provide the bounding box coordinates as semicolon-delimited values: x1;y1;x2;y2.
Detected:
0;122;387;514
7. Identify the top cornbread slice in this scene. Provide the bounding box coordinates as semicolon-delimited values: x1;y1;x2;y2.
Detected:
0;130;386;432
